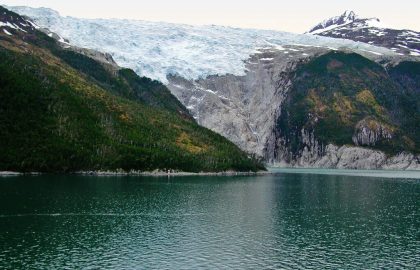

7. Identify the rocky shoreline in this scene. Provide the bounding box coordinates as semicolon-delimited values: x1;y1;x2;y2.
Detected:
270;144;420;171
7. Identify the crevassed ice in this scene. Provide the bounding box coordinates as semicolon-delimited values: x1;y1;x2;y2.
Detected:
8;6;400;83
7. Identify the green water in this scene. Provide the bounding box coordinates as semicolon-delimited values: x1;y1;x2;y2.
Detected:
0;171;419;269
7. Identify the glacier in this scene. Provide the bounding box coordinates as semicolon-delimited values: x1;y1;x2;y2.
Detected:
8;6;402;83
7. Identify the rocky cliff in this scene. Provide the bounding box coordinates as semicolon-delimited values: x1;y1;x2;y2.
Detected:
167;45;327;157
168;50;420;170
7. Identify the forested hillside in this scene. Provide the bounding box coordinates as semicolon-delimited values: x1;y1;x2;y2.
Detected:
0;7;264;173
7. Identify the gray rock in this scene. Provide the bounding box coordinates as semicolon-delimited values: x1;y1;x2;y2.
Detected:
274;144;420;171
335;146;387;169
383;153;420;170
352;118;394;146
168;46;324;157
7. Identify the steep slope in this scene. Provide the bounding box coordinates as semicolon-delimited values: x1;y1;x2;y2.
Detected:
0;7;264;173
308;11;420;56
167;45;328;156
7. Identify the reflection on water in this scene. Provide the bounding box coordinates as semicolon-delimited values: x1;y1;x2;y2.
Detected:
0;172;419;269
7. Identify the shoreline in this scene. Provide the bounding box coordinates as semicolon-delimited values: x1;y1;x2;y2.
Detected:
0;170;271;177
1;168;419;179
75;170;271;177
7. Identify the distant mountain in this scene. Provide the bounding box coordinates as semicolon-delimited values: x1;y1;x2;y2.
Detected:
309;10;360;34
0;6;264;173
308;11;420;56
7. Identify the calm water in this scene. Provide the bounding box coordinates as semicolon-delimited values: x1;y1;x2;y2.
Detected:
0;171;419;269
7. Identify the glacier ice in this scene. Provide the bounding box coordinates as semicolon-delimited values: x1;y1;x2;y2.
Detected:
8;6;401;83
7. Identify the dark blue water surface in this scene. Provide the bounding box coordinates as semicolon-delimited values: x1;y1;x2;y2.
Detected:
0;171;419;269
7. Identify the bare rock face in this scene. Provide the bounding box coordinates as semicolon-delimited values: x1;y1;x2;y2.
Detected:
272;143;420;170
335;147;387;169
267;131;388;170
352;118;394;146
383;153;420;170
168;46;326;157
70;47;120;69
266;128;325;167
322;147;420;170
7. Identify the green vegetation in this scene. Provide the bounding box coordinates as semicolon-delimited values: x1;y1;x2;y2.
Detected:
53;49;190;117
277;51;420;155
0;8;264;172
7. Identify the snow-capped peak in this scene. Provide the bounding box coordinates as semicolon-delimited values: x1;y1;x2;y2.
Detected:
308;11;388;35
309;10;359;34
307;10;420;57
341;10;358;21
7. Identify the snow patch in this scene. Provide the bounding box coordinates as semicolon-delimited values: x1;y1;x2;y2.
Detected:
406;36;420;42
0;21;27;32
3;28;12;35
27;20;40;29
0;21;17;29
365;18;385;28
310;23;345;35
359;49;383;56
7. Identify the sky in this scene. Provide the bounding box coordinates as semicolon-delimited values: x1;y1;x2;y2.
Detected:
1;0;419;33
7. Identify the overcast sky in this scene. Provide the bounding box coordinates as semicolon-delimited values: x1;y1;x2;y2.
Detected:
1;0;419;32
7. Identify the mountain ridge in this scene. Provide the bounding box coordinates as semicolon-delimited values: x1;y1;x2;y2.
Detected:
308;11;420;56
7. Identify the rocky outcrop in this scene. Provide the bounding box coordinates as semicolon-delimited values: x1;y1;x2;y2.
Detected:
265;128;325;167
72;47;119;68
266;127;409;170
352;118;394;146
383;153;420;170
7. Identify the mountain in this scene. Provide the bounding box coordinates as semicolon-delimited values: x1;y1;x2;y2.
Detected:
4;6;420;170
0;6;264;173
269;51;420;168
7;6;409;83
168;49;420;170
308;11;420;56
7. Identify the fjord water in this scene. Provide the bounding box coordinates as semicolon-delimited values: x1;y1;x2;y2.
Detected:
0;172;419;269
